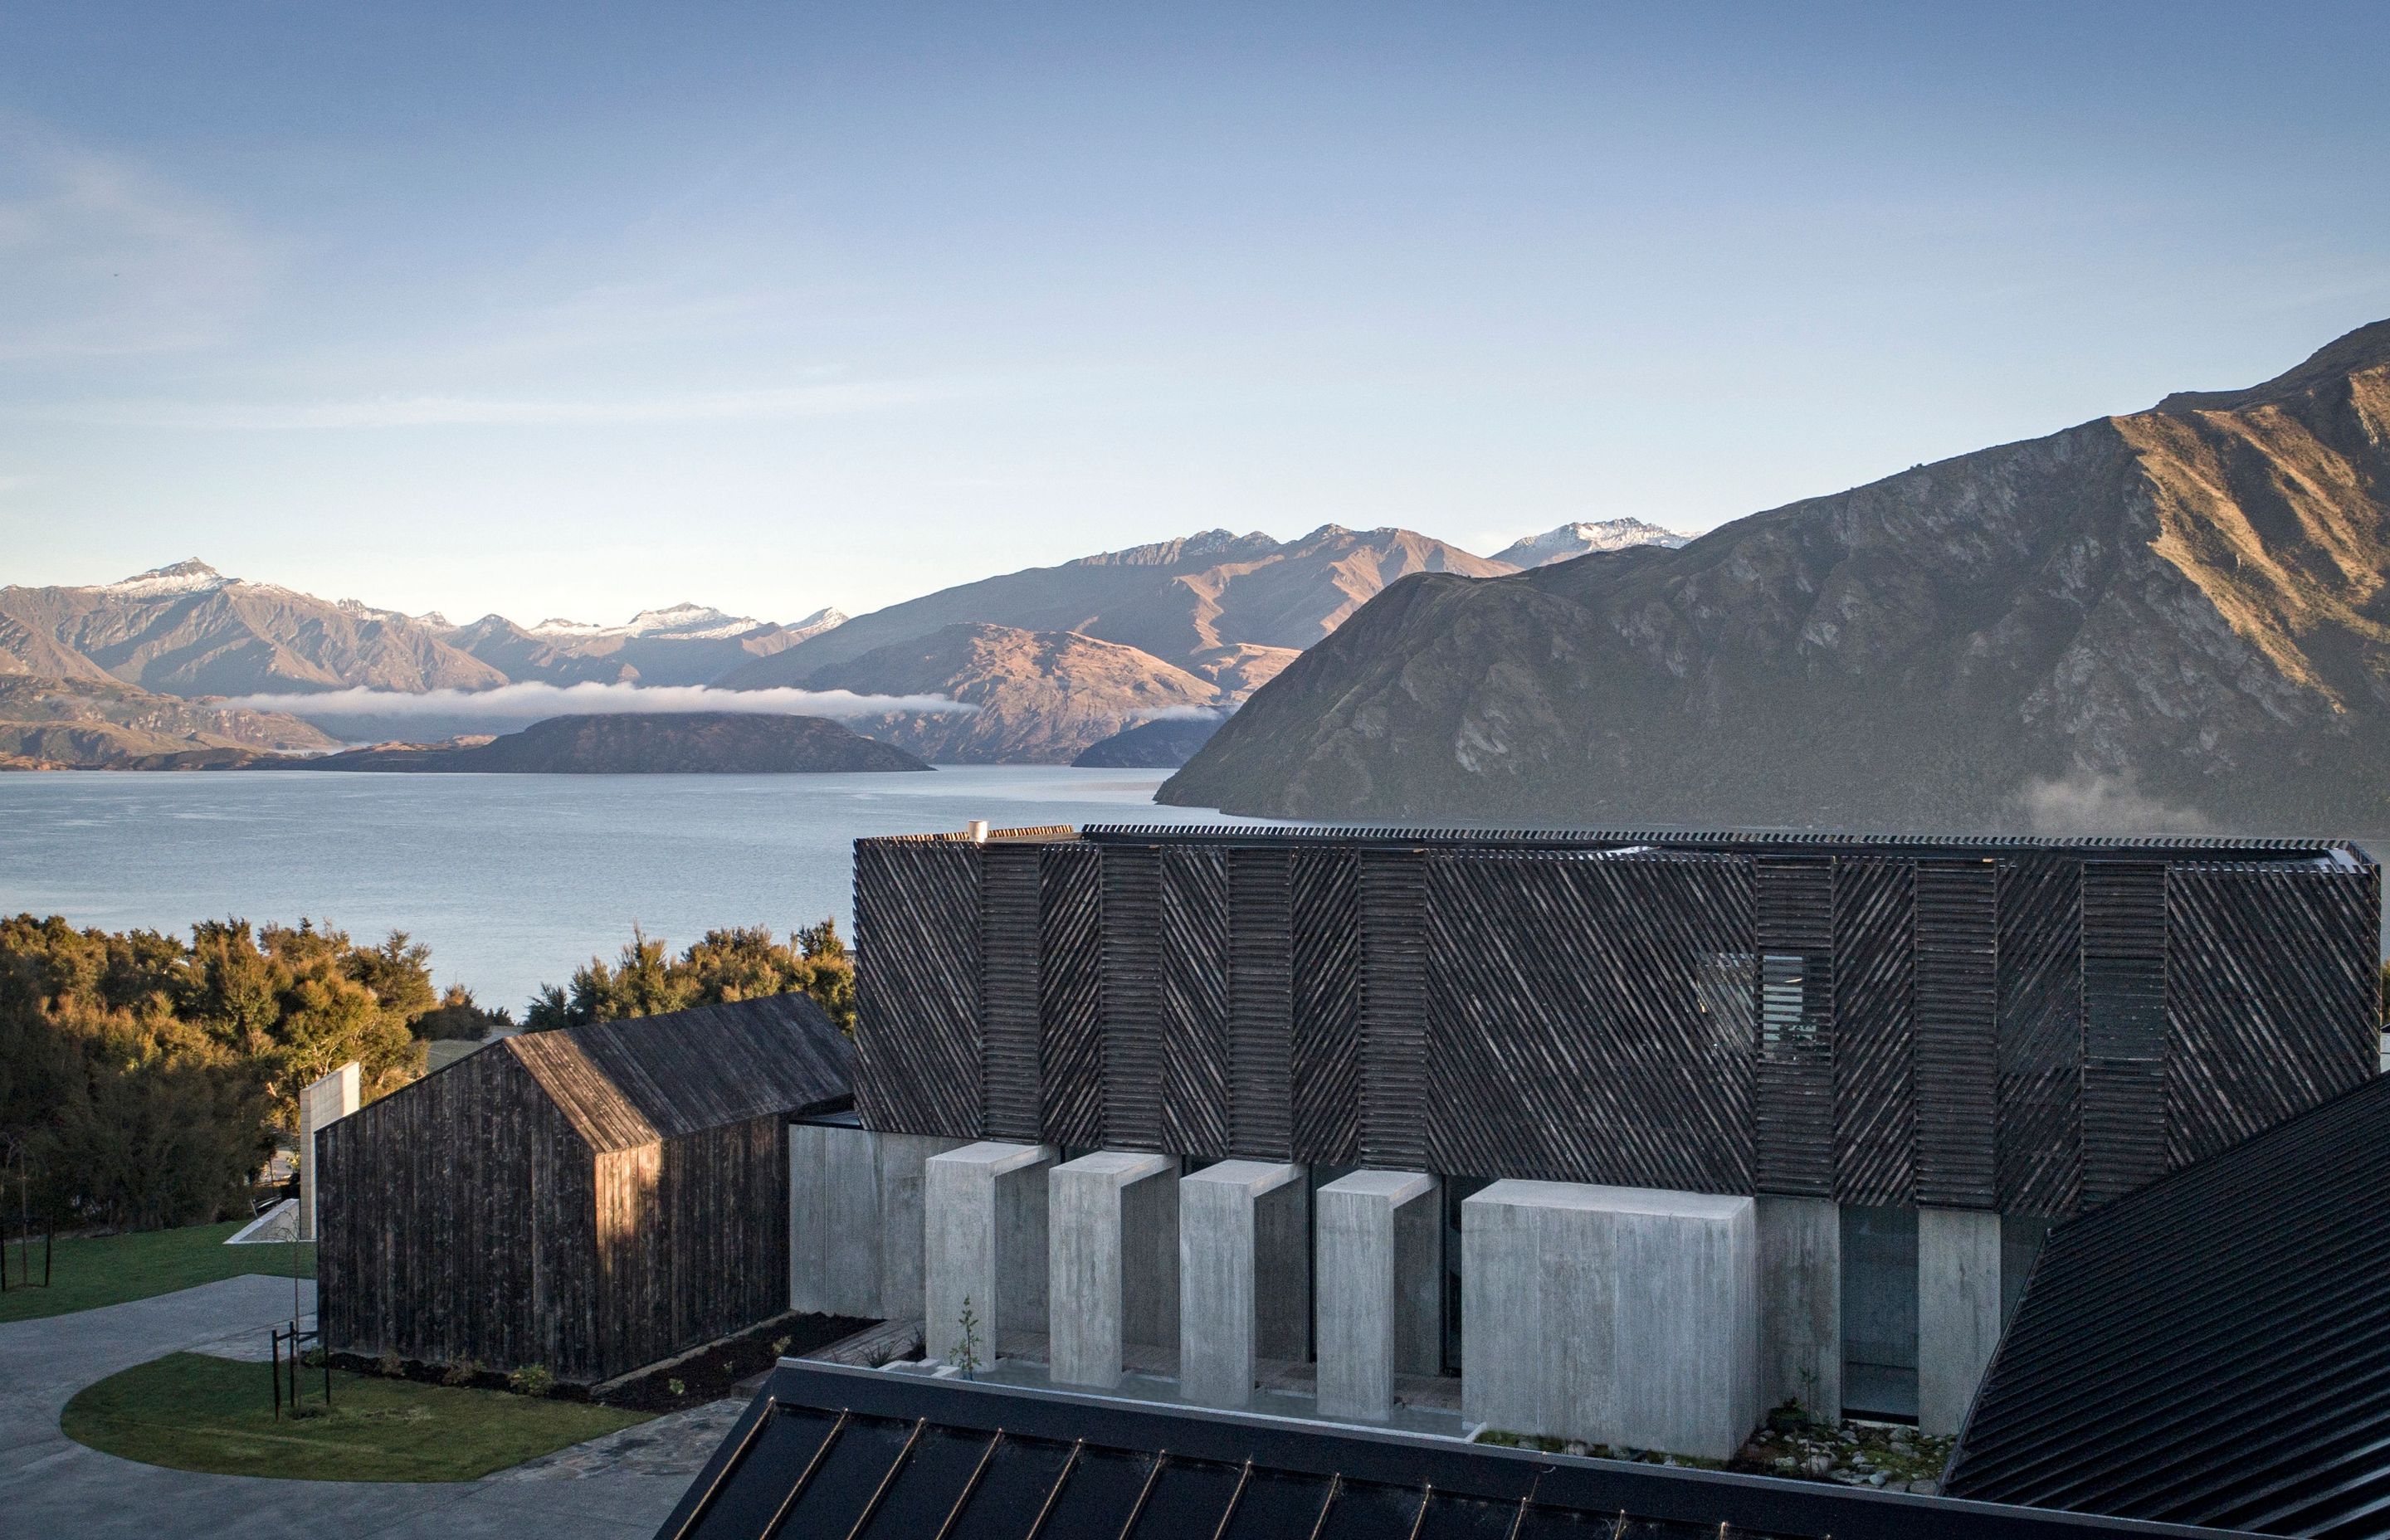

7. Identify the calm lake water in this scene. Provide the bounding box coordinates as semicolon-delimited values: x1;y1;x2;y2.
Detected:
0;768;1242;1015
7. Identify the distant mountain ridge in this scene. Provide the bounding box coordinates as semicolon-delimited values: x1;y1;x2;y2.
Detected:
10;518;1684;766
0;675;339;769
1163;319;2390;831
278;711;928;775
1490;519;1688;568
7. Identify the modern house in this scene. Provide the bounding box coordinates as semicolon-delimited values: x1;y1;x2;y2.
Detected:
800;823;2377;1457
319;992;854;1383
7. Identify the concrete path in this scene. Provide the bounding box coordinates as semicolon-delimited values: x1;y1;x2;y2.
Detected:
0;1274;699;1539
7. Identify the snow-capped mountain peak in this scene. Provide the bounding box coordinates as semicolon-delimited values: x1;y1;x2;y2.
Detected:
100;559;233;597
1490;519;1689;568
528;602;768;641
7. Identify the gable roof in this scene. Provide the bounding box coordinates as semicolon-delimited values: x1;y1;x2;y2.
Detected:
1944;1071;2390;1535
659;1361;2237;1540
505;992;854;1153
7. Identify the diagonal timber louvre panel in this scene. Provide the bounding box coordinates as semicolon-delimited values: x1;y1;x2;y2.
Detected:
1158;844;1230;1159
2163;866;2378;1172
1099;844;1165;1149
1755;856;1834;1197
854;839;983;1138
1833;858;1915;1206
978;842;1042;1141
1290;846;1363;1166
1997;857;2083;1215
2082;861;2167;1204
1039;842;1105;1148
1358;847;1428;1170
1227;847;1296;1159
1914;860;1999;1207
1422;851;1755;1192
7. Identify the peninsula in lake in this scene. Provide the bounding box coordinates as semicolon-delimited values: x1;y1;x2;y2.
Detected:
279;712;931;775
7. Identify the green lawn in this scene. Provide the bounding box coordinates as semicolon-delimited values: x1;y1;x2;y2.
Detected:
64;1352;651;1482
0;1219;313;1325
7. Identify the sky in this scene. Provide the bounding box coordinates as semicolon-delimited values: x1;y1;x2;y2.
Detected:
2;2;2387;626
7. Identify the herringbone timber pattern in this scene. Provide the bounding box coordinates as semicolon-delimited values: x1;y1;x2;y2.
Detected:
1915;860;1999;1208
2082;862;2168;1205
1833;858;1914;1206
1039;842;1105;1148
1358;847;1428;1170
853;839;983;1138
1997;858;2082;1216
1290;846;1363;1166
978;842;1042;1142
1756;856;1835;1198
1099;843;1165;1150
1227;847;1296;1160
1422;851;1755;1193
2163;866;2378;1172
1159;844;1230;1159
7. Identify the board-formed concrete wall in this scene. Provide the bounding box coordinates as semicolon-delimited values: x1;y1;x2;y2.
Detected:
1315;1170;1441;1421
1463;1181;1759;1460
1048;1151;1179;1388
789;1123;967;1321
924;1141;1054;1368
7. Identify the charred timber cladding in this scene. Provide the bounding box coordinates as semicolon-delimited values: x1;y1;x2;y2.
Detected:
849;826;2379;1218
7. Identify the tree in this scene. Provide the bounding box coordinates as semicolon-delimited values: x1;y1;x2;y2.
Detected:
524;919;856;1035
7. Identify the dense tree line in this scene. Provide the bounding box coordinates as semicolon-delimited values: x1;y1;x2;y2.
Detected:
523;920;855;1035
0;915;505;1231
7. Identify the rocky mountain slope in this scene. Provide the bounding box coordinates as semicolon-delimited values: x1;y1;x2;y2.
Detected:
814;623;1218;763
0;561;506;696
1072;714;1224;768
723;524;1508;690
0;676;340;769
282;711;927;774
1490;519;1688;568
1163;319;2390;831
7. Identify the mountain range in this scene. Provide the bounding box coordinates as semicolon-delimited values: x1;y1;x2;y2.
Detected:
1163;319;2390;832
4;520;1676;766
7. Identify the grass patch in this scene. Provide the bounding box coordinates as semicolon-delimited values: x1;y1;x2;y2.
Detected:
64;1352;651;1482
0;1220;313;1326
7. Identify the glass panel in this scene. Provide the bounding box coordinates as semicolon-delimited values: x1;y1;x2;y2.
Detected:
855;1425;993;1540
1841;1205;1919;1421
1036;1445;1154;1538
1217;1468;1334;1540
1316;1477;1428;1540
686;1405;841;1540
1124;1456;1240;1538
773;1415;913;1538
947;1435;1076;1540
1412;1490;1524;1539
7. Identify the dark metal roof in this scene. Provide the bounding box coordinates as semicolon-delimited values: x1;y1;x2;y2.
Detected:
1057;824;2373;865
1944;1071;2390;1537
506;992;854;1153
658;1361;2246;1540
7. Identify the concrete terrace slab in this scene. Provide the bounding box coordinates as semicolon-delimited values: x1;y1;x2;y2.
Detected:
0;1274;688;1539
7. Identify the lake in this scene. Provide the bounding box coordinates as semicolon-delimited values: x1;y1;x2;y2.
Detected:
0;768;1242;1016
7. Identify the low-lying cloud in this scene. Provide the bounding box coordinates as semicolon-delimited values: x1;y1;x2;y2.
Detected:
224;682;974;722
1131;704;1228;724
2015;766;2212;835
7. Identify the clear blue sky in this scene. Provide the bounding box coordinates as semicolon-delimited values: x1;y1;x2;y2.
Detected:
2;2;2386;625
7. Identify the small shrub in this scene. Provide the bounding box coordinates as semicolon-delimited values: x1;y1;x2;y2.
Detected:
441;1357;482;1387
666;1377;686;1399
376;1349;404;1378
508;1362;554;1397
771;1335;792;1357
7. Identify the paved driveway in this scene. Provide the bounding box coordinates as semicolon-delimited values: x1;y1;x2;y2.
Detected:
0;1274;696;1539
